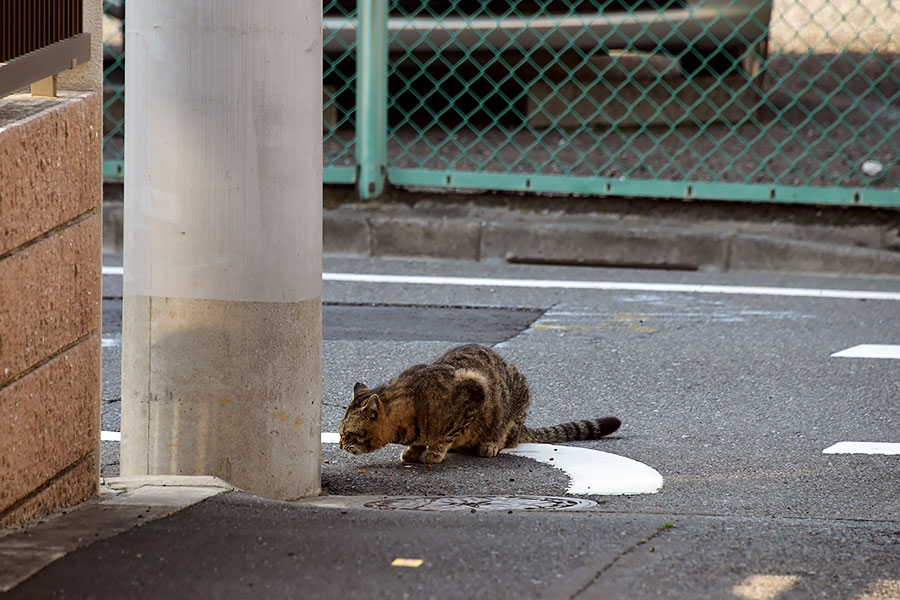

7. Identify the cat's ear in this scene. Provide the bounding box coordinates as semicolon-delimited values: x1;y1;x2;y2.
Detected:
361;394;381;419
353;382;368;397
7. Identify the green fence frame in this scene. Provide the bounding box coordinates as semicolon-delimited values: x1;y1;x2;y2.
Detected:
105;1;900;208
386;169;900;207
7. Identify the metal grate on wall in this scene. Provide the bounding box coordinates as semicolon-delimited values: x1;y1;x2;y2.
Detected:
1;0;83;62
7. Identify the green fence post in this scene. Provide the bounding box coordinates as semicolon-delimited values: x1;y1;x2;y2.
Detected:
356;0;388;199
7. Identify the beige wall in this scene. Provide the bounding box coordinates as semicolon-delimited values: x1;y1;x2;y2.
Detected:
59;0;104;94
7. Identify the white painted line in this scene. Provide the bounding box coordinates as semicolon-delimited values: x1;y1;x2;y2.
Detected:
101;430;121;442
321;432;341;444
102;335;122;348
823;441;900;455
831;344;900;359
323;272;900;302
110;430;662;494
103;268;900;301
504;443;663;495
321;432;662;495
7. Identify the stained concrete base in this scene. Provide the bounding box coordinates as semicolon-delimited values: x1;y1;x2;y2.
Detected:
121;295;322;501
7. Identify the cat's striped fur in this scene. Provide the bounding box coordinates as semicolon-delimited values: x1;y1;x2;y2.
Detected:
339;344;620;464
520;417;621;443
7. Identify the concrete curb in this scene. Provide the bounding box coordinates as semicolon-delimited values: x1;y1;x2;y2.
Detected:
0;476;233;592
100;475;235;507
727;233;900;275
323;207;900;277
104;195;900;277
480;219;732;269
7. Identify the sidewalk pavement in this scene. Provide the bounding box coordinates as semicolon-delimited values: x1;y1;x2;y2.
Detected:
1;475;672;600
3;476;898;599
0;477;233;593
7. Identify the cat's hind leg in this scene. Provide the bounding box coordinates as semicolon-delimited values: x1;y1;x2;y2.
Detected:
401;445;426;463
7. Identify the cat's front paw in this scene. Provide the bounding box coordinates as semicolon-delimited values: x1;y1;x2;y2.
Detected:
420;449;447;464
477;443;501;458
401;445;425;463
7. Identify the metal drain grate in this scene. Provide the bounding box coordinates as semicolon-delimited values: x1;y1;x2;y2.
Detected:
361;495;597;512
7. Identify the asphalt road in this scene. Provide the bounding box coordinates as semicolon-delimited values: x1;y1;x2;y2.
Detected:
91;254;900;598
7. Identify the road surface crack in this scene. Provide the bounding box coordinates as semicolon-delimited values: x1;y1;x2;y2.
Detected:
570;523;673;599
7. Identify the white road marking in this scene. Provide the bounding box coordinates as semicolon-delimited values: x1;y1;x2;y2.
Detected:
321;432;341;444
100;430;358;454
831;344;900;359
103;267;900;301
504;443;663;495
107;429;662;494
323;273;900;301
822;441;900;455
102;335;122;348
321;433;662;495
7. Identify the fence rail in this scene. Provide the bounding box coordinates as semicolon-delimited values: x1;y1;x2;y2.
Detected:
104;0;900;207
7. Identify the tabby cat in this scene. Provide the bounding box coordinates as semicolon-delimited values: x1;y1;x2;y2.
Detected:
338;344;621;464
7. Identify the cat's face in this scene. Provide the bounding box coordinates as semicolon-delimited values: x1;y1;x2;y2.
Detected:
338;382;385;455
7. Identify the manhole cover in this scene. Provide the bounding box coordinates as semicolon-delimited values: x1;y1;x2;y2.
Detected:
360;495;597;512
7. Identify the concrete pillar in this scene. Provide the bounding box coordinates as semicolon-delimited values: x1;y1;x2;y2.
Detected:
121;1;323;500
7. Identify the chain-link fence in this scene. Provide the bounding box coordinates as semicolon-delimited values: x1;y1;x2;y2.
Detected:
105;1;900;206
102;0;124;179
324;0;359;183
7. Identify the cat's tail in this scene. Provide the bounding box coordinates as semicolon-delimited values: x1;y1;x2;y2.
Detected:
518;417;621;443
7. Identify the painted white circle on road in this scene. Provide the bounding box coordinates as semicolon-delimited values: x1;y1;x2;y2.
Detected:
504;443;663;495
322;433;663;496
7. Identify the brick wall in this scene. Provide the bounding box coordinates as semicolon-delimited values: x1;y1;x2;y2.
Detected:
0;91;102;528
